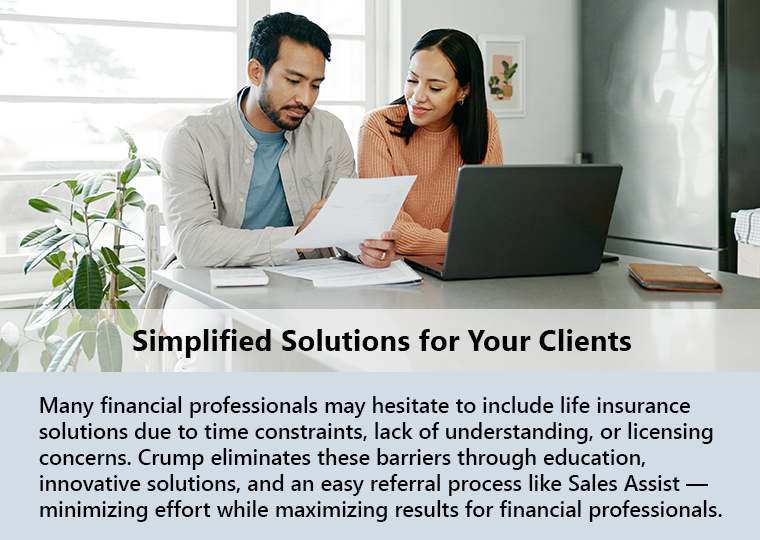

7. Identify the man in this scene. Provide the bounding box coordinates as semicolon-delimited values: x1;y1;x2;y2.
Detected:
162;12;397;269
140;13;398;370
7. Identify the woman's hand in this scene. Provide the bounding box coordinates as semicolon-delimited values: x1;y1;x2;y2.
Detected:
359;230;401;268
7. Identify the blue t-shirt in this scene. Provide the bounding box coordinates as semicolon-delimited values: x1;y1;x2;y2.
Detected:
238;90;292;229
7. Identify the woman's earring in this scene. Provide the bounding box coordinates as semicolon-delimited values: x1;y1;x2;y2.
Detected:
459;98;465;105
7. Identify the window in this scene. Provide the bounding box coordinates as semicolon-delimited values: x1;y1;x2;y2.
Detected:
0;0;239;265
0;0;393;300
271;0;371;150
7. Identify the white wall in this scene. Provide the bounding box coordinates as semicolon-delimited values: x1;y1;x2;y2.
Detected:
399;0;581;164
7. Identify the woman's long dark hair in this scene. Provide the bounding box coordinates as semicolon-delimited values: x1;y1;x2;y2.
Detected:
386;28;489;164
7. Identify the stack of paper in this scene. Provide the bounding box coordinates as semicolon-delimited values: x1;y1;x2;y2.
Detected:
263;259;421;288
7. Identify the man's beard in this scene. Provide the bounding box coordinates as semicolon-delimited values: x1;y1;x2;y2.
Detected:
258;85;310;131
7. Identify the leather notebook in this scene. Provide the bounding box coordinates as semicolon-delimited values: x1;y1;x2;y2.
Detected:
628;263;723;292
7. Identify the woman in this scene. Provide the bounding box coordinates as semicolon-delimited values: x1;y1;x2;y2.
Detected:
358;28;503;255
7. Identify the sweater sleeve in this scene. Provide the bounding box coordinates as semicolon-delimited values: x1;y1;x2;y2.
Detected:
484;110;504;165
391;210;449;255
357;110;448;256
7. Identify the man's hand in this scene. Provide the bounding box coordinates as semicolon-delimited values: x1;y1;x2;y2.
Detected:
359;230;400;268
297;197;327;234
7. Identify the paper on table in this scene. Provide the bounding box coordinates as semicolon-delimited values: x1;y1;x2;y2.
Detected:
275;176;416;255
263;258;422;288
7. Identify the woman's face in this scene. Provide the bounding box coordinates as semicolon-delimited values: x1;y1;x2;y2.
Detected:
404;48;469;132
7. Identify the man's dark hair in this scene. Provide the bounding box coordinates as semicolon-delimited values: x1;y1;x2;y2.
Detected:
387;29;489;164
248;12;331;72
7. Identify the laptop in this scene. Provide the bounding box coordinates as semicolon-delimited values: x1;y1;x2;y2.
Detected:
404;164;622;280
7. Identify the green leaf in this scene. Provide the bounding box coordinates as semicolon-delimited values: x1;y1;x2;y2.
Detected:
0;347;19;372
92;219;142;242
41;178;78;193
98;261;107;292
67;314;81;337
78;172;106;200
82;330;96;360
99;246;121;268
46;331;86;372
0;331;20;372
73;254;104;317
45;335;65;357
41;194;84;209
117;264;146;292
120;159;141;184
28;198;63;214
52;267;74;288
85;209;107;219
116;274;136;290
116;126;137;154
124;190;146;210
40;350;53;371
38;317;60;341
83;190;115;205
20;225;59;247
42;287;68;307
139;154;161;175
44;250;67;270
24;231;75;274
120;255;145;265
54;219;82;237
79;316;97;331
115;300;138;335
91;217;135;232
25;305;47;329
76;235;91;250
6;352;19;372
73;210;85;223
97;319;122;372
25;291;74;331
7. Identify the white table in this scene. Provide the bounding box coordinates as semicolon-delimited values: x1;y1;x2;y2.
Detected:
152;255;760;372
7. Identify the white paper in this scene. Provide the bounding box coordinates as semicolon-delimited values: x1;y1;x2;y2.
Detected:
262;258;422;288
275;176;416;255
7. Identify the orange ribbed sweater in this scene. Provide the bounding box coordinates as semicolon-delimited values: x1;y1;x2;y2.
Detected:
357;104;503;255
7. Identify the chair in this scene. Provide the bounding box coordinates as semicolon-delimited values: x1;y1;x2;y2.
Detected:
143;204;178;372
143;204;235;372
145;204;164;287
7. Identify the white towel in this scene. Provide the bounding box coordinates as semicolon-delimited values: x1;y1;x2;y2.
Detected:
734;208;760;247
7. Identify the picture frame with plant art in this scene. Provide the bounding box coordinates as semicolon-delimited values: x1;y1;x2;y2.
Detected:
478;34;525;118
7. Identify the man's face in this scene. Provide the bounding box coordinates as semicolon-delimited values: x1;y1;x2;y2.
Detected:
255;38;326;131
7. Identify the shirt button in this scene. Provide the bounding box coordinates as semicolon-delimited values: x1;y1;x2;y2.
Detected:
249;141;255;147
244;159;250;164
239;197;245;203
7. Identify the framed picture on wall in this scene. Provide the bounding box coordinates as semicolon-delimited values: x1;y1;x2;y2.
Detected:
478;35;525;118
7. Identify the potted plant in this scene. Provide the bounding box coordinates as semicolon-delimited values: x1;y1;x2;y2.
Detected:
0;128;160;372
